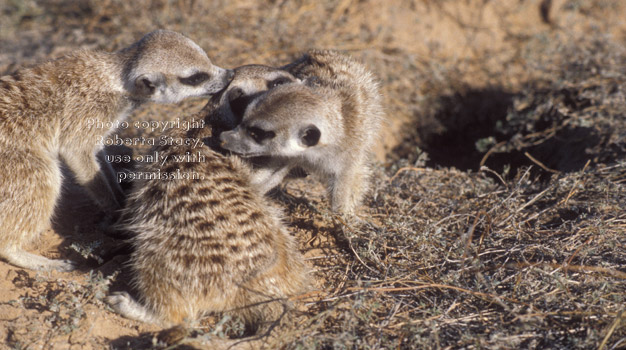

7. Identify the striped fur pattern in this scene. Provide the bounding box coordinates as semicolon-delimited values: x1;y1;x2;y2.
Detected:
107;119;309;327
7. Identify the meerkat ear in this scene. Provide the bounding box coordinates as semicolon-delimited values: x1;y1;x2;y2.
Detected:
299;125;321;147
134;74;159;97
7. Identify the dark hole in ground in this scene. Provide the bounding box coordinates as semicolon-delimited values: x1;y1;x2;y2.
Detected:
392;86;615;179
417;88;517;172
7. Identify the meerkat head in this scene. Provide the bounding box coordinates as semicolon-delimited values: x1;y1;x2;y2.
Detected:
220;84;342;159
122;29;233;103
208;65;302;130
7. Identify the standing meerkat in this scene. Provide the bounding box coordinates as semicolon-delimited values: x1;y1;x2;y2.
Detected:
220;50;384;216
105;120;309;329
0;29;233;271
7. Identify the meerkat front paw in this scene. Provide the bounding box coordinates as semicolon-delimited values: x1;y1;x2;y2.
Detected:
106;291;160;324
49;259;77;272
106;291;133;312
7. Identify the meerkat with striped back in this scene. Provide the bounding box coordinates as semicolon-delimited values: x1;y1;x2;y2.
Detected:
105;115;309;329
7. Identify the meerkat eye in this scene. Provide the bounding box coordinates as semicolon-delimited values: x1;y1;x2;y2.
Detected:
300;125;321;147
267;77;292;89
180;72;210;86
247;126;276;143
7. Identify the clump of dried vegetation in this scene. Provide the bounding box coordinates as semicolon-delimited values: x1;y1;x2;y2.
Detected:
0;1;624;349
300;31;625;350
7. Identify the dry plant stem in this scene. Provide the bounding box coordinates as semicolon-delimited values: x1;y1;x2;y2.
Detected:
560;159;591;206
479;141;507;167
346;283;531;308
333;215;379;274
597;310;625;350
524;152;560;174
480;166;508;186
461;211;489;262
389;166;427;183
504;262;626;280
565;236;593;267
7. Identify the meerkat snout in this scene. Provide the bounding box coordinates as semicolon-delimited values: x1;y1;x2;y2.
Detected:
227;87;252;125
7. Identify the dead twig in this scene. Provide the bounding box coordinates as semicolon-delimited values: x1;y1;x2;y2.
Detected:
524;152;560;174
598;310;624;350
479;140;507;167
504;262;626;280
560;159;591;206
389;166;427;183
480;166;508;187
347;283;530;307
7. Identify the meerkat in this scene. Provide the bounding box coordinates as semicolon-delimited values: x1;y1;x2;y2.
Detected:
220;50;384;216
105;119;309;329
206;64;302;136
0;29;233;271
102;64;301;242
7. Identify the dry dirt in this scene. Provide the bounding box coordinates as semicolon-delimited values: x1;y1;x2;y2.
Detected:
0;1;625;349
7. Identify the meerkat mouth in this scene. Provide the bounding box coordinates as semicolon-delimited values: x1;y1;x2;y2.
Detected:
233;151;265;158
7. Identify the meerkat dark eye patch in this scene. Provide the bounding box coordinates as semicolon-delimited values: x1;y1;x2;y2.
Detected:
300;125;320;147
229;88;262;125
179;72;210;86
247;126;276;143
267;77;293;89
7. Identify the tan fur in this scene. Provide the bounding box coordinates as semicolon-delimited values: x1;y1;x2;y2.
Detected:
220;50;384;216
0;30;232;271
106;115;309;329
207;64;301;133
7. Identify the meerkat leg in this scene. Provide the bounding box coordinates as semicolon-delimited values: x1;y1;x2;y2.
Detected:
96;149;126;203
249;165;292;195
61;148;122;213
106;292;161;324
329;164;369;216
0;150;75;271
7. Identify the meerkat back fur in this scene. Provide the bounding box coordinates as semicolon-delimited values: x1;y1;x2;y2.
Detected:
106;119;309;328
220;50;384;216
0;29;232;271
